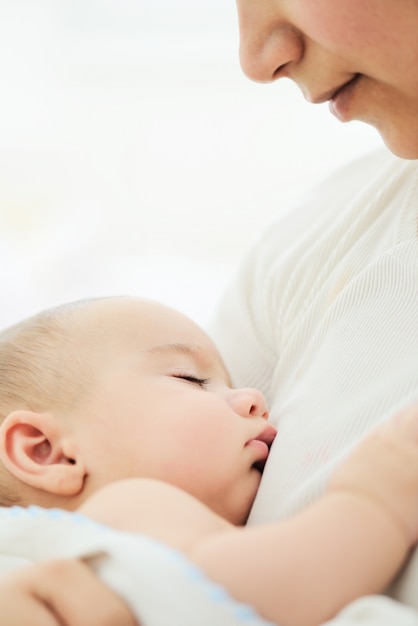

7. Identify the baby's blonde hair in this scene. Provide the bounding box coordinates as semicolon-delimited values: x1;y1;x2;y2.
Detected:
0;299;98;505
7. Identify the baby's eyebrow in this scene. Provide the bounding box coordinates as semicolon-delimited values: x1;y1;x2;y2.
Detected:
145;342;230;382
146;343;204;358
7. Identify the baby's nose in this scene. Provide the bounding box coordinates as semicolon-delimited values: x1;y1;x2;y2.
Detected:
228;387;269;419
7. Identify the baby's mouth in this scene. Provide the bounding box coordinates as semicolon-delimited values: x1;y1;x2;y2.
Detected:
252;457;268;474
250;423;277;474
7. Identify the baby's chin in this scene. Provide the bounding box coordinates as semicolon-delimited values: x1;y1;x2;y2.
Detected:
228;474;262;527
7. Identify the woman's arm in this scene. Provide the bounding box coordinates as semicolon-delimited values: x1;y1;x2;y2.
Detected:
0;559;138;626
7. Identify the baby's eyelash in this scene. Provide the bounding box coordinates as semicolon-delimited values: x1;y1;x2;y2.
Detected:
175;375;210;388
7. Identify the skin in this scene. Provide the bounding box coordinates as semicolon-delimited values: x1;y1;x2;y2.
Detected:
79;403;418;626
235;0;418;158
0;298;275;525
3;4;418;620
1;300;418;625
0;560;137;626
72;298;274;524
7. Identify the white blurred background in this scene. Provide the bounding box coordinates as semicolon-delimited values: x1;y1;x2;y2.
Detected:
0;0;381;328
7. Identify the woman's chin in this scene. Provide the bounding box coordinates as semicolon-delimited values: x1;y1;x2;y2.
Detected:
376;122;418;160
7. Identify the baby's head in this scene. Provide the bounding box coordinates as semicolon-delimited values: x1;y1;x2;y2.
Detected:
0;297;274;524
0;299;105;506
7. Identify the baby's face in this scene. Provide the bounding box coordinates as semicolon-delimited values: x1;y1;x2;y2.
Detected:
71;298;275;524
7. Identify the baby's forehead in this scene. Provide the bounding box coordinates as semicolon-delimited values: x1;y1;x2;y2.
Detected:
78;297;229;377
80;297;207;342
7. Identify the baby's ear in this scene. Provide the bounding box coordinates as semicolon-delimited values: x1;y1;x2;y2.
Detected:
0;410;86;496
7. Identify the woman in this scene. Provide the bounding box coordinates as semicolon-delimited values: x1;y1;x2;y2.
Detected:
210;0;418;522
1;1;417;624
209;1;418;621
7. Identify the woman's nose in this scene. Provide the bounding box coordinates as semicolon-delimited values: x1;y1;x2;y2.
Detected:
236;2;302;83
228;388;269;420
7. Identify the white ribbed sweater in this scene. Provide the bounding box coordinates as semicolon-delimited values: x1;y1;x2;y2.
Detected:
210;148;418;619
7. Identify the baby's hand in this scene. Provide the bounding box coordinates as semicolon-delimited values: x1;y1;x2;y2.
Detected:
329;403;418;546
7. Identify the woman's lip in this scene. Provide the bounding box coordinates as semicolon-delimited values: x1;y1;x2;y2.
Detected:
329;74;361;121
305;74;358;105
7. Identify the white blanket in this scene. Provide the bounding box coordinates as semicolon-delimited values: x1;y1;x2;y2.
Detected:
1;505;418;625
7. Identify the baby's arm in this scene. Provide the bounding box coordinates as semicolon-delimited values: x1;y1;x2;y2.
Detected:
0;560;138;626
80;404;418;626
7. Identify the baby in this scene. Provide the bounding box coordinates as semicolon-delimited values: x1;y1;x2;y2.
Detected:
0;296;418;626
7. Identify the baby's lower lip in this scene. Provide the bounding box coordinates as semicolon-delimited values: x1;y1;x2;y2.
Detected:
329;75;361;122
247;439;269;454
247;439;270;472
